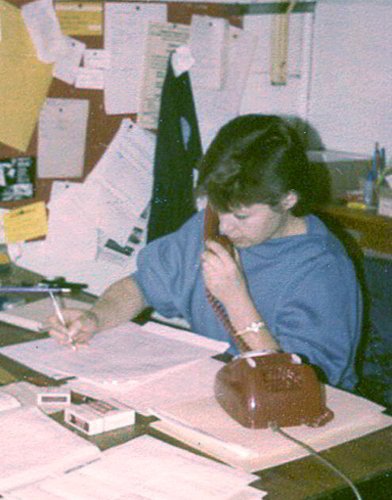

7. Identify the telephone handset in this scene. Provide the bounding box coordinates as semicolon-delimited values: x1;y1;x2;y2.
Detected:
203;204;235;258
203;204;248;351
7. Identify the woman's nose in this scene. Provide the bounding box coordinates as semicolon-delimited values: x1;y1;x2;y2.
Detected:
219;214;236;235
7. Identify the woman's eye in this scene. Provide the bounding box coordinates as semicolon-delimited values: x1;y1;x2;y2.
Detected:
234;214;248;220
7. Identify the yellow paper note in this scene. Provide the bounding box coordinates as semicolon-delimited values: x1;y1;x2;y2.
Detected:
4;202;48;243
0;0;53;152
55;1;103;36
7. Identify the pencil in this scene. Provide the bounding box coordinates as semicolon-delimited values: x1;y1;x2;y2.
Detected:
49;291;67;327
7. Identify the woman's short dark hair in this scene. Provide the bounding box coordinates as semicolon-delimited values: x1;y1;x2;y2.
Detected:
195;114;316;215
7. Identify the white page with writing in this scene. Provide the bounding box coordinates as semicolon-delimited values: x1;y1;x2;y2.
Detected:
0;406;100;492
103;2;167;114
84;119;155;246
96;357;225;413
0;322;228;387
137;21;190;129
189;15;229;90
75;68;104;89
22;0;67;64
34;435;264;500
53;36;86;85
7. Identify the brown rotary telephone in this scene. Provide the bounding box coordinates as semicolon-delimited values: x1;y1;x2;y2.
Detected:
203;204;334;429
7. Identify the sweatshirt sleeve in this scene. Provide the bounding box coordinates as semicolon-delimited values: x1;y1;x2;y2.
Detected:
133;211;204;320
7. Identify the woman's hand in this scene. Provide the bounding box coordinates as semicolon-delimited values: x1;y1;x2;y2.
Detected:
46;309;99;349
201;239;248;305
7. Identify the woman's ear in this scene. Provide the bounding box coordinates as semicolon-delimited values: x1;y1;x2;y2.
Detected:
281;191;298;210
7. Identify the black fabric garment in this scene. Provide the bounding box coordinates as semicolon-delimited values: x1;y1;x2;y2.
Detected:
147;55;202;243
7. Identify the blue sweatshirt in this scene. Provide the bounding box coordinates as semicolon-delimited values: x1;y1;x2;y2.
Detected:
133;210;362;391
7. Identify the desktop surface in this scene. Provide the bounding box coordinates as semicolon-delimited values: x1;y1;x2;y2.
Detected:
0;266;392;500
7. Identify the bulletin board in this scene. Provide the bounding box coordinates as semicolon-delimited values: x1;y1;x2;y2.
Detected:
0;0;242;210
0;1;314;209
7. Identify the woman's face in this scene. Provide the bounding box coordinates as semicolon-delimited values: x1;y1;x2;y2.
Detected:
217;203;293;248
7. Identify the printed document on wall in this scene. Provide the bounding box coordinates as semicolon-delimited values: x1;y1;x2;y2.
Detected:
193;26;257;150
137;22;190;130
103;2;167;114
189;15;229;90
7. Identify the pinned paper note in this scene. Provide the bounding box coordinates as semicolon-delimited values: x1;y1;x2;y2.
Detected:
38;98;89;178
137;22;190;129
4;202;48;243
22;0;68;64
103;2;167;114
55;1;103;36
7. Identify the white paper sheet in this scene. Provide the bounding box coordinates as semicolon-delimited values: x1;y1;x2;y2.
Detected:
0;406;100;492
33;436;265;500
137;21;190;129
53;36;86;85
0;296;90;332
75;68;104;89
22;0;68;64
9;119;155;295
192;25;257;150
84;119;155;246
75;49;110;89
38;98;89;178
189;15;229;90
103;2;167;114
0;321;229;387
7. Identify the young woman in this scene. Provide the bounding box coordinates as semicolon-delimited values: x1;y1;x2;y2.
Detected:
48;114;362;391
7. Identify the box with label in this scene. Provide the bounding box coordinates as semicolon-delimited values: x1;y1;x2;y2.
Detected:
64;399;135;435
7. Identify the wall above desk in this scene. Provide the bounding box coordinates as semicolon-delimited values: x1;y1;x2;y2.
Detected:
0;0;317;210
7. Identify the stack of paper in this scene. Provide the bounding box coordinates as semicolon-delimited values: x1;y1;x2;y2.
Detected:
4;435;266;500
0;406;100;492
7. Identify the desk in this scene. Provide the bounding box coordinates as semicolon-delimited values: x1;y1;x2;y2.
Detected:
0;277;392;500
316;204;392;258
1;324;392;499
